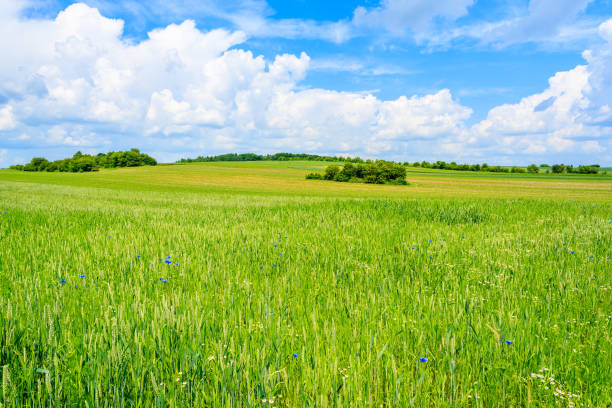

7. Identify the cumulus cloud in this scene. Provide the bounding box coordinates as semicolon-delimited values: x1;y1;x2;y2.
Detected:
466;18;612;161
0;105;16;131
0;2;610;165
0;2;477;161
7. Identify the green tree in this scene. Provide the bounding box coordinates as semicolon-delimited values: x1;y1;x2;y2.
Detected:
527;164;539;173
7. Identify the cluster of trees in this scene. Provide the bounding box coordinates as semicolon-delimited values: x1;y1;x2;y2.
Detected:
549;164;599;174
306;161;408;185
177;153;602;175
10;149;157;172
178;152;359;163
407;161;600;174
409;160;535;173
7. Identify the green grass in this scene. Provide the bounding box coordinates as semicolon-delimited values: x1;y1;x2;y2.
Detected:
0;162;610;407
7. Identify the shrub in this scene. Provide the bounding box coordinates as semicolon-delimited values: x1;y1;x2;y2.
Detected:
527;164;539;173
309;161;408;185
324;165;340;180
551;164;566;174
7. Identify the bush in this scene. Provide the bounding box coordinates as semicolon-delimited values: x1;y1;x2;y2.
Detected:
527;164;539;173
309;161;408;185
551;164;566;174
324;165;340;180
305;172;323;180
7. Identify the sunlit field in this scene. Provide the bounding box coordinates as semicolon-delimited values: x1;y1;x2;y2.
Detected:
0;162;610;407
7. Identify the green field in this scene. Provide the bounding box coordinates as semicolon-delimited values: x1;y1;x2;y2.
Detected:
0;162;611;407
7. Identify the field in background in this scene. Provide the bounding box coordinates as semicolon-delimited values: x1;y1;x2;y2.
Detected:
1;161;612;200
0;161;610;406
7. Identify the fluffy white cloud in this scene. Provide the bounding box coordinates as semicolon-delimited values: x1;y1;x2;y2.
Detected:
466;18;612;160
0;2;610;165
0;105;16;131
0;2;477;161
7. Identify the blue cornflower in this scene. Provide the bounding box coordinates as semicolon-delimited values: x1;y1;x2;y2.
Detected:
79;274;85;278
505;340;513;345
161;279;168;283
108;236;111;238
137;254;141;258
175;262;180;266
272;264;276;266
591;277;596;280
164;259;171;264
284;236;288;238
74;285;78;289
589;256;593;259
570;251;574;254
428;240;432;242
292;353;298;358
167;255;172;258
279;254;283;257
461;236;465;239
260;266;263;269
429;256;433;259
419;357;427;363
59;279;66;284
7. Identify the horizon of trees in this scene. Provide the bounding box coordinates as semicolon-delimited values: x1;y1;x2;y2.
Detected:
7;150;602;175
9;149;157;172
178;153;602;174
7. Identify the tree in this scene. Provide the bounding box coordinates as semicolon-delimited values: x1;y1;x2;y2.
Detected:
324;165;340;180
551;164;566;174
527;164;539;173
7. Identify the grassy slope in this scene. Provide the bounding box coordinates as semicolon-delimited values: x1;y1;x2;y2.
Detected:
1;161;611;200
0;162;610;407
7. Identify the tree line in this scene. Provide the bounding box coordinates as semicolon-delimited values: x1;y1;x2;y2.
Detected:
306;161;408;185
409;161;600;174
177;152;354;163
9;149;157;172
178;153;601;175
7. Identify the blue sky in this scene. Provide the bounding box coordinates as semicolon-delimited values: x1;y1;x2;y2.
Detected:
1;0;611;165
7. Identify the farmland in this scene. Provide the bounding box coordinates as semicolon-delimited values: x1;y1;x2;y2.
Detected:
0;161;611;407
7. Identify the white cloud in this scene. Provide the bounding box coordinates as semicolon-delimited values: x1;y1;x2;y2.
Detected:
0;105;16;130
0;3;610;165
424;0;601;48
0;2;476;160
466;18;612;160
353;0;474;34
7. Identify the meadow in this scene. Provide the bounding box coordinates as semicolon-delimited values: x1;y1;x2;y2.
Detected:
0;161;610;407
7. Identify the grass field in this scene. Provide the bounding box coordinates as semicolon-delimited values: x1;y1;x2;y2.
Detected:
0;161;611;407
